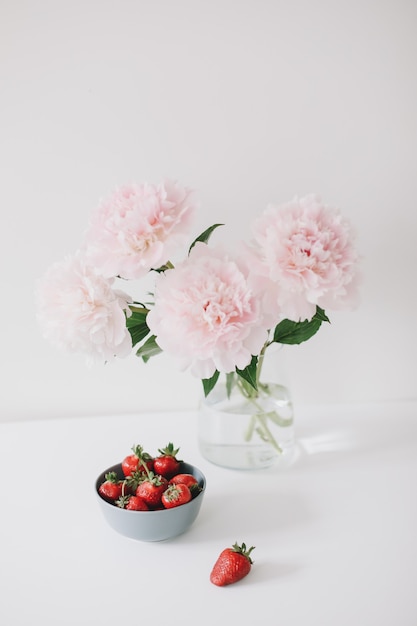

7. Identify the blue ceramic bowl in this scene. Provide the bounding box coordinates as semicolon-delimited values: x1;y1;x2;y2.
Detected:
95;461;206;542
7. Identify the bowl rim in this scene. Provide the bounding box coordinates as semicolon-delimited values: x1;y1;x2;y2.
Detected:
95;460;206;514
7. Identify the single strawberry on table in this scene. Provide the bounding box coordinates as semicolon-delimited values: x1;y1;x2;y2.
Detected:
153;442;181;479
210;542;255;586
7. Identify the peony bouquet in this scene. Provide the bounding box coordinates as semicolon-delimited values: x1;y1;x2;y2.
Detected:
36;180;360;403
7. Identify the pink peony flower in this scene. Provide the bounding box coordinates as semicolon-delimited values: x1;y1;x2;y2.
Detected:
146;242;270;379
83;179;196;279
36;253;133;363
249;194;360;321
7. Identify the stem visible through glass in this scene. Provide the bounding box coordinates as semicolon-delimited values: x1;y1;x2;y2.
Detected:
236;344;285;454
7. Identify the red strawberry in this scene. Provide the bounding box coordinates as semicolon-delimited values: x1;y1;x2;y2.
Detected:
122;444;154;477
169;473;198;489
126;495;150;511
115;495;149;510
161;483;192;509
98;472;127;502
136;473;169;508
153;443;181;479
210;542;255;586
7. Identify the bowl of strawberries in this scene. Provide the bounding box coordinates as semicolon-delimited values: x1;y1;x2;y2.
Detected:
95;443;206;542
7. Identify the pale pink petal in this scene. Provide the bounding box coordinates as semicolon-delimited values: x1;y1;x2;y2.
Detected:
83;179;196;279
35;252;133;363
249;194;360;321
147;243;270;377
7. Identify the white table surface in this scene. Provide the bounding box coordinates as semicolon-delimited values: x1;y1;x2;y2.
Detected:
1;401;416;626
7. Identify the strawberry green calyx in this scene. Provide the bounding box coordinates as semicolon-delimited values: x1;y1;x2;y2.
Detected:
131;444;153;462
133;447;155;481
146;471;166;486
116;495;130;509
232;542;255;564
163;484;181;503
126;470;146;490
104;472;119;483
134;449;164;485
158;442;180;458
189;483;202;498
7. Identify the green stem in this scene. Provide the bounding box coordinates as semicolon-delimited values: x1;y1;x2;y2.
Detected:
254;413;283;453
238;340;285;454
244;415;256;442
256;343;267;388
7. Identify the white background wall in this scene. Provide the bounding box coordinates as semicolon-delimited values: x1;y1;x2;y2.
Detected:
1;0;416;422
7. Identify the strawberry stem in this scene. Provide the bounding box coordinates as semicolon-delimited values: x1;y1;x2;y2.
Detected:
157;442;180;458
232;542;256;563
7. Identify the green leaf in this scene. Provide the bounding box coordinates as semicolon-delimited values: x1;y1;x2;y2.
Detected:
314;306;330;323
202;370;220;397
272;306;330;345
236;355;258;391
135;335;162;363
151;261;174;273
126;308;148;325
126;309;150;347
188;223;224;254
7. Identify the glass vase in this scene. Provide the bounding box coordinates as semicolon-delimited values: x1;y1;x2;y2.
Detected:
198;347;295;470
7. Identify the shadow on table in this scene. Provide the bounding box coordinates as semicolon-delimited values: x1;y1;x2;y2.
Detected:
289;403;417;471
249;560;301;584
